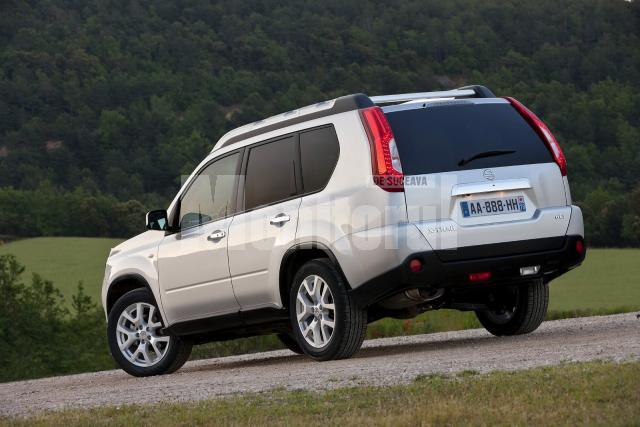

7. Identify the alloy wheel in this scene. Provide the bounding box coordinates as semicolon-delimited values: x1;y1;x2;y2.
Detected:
295;275;336;348
116;302;170;367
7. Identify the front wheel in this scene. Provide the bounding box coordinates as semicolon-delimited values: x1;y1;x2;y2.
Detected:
289;259;367;361
276;333;304;355
475;279;549;336
107;288;192;377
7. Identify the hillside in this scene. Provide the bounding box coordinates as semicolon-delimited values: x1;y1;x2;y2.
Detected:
1;0;639;245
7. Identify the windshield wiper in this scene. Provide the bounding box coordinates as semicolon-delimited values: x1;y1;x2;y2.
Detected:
458;149;516;167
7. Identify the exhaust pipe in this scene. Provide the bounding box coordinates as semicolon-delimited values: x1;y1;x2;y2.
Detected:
380;288;445;310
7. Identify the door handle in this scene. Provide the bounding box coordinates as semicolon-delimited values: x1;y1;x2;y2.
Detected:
269;213;291;226
207;230;226;241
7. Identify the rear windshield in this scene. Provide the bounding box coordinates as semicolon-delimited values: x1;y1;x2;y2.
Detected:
385;103;553;175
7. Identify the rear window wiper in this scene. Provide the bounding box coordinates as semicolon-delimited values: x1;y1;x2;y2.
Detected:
458;149;516;167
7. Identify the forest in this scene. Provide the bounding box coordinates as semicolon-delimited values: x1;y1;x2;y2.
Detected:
1;0;639;245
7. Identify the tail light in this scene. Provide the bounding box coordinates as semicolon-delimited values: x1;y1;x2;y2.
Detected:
359;106;404;192
504;97;567;176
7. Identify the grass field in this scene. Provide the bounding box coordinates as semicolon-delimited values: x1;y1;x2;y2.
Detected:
549;248;640;311
0;237;123;304
2;361;638;426
0;237;637;312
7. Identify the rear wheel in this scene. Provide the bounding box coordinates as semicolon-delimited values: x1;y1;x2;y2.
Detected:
289;259;367;361
107;288;192;377
475;279;548;336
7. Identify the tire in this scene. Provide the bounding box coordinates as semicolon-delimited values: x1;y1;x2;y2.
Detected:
277;333;304;355
288;259;367;361
107;288;192;377
475;279;549;336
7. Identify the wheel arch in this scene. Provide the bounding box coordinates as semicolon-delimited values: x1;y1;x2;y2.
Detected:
279;242;349;309
106;274;157;315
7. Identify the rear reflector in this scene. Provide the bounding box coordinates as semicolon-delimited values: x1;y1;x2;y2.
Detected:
409;258;423;273
575;239;584;255
360;106;404;192
504;97;567;176
520;265;541;276
468;272;491;282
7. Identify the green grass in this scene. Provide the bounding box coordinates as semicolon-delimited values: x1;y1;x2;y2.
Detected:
0;237;123;305
3;361;638;426
1;238;638;313
550;248;640;311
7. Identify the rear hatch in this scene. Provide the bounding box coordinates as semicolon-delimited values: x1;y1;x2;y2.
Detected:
384;99;570;256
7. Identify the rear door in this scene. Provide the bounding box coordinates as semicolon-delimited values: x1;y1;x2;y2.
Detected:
384;99;570;253
227;134;301;310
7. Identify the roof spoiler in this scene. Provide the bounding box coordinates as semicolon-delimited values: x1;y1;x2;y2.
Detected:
370;85;495;105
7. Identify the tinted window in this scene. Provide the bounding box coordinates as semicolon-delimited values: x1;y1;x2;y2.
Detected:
386;103;553;175
244;136;297;210
179;152;240;228
300;126;339;193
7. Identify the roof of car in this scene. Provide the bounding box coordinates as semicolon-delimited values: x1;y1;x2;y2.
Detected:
211;85;495;152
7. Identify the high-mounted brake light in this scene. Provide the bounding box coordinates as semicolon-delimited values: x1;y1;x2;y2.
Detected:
504;97;567;176
359;107;404;192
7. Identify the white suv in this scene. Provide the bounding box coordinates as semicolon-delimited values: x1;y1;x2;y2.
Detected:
102;85;585;376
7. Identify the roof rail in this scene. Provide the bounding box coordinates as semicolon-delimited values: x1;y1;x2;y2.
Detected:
212;93;373;151
211;85;495;152
370;85;495;105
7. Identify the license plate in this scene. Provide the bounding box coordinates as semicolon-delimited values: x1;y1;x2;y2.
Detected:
460;196;526;218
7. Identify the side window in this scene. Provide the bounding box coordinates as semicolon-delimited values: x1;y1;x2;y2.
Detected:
300;126;339;193
179;152;240;229
244;136;297;211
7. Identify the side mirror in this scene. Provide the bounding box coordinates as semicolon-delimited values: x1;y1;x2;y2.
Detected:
146;210;168;231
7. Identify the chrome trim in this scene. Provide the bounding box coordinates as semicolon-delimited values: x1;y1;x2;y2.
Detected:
370;89;476;104
451;178;532;196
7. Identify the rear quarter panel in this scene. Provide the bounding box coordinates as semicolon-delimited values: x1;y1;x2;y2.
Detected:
296;110;410;289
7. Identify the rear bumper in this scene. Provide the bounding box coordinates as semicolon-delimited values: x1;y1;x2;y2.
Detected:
351;235;586;307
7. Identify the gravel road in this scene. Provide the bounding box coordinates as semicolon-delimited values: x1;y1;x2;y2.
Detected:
1;313;638;417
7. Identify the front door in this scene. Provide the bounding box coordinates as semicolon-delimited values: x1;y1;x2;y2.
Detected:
157;151;242;324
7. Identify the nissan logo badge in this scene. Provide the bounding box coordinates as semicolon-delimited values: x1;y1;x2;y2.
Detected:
483;169;495;180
